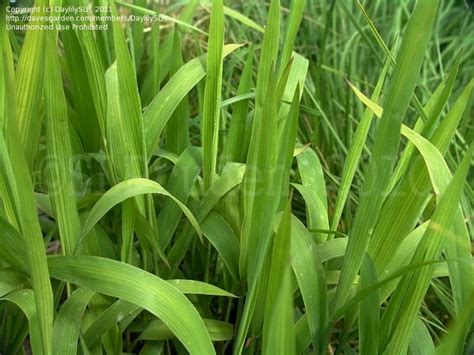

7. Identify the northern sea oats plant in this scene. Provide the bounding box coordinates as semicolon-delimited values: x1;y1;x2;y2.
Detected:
0;0;472;354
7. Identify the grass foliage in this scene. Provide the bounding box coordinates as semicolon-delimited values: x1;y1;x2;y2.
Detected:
0;0;473;354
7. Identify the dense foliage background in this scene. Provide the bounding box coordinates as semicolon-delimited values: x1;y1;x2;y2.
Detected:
0;0;472;354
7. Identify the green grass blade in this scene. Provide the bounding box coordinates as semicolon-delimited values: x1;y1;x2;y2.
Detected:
379;146;472;353
134;212;169;267
390;52;463;189
76;178;202;252
398;126;473;318
105;63;135;263
263;199;294;354
1;22;54;345
61;25;101;152
355;0;430;123
48;255;215;354
166;29;191;155
239;0;281;282
52;288;95;355
0;103;53;355
143;44;241;158
350;78;473;293
333;258;450;320
263;269;295;355
276;79;306;209
65;0;107;142
201;211;240;281
131;0;146;65
296;148;327;213
13;0;48;167
44;31;82;257
201;0;224;189
358;254;379;355
290;216;328;354
277;0;305;78
331;54;391;231
334;0;440;310
221;45;254;166
157;147;201;250
109;0;147;177
351;72;473;318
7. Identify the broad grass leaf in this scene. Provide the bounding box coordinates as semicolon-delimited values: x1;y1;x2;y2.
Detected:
52;288;95;355
48;255;215;354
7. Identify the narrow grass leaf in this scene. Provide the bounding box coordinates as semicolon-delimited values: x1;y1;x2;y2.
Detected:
76;178;202;252
290;216;328;354
166;29;190;155
331;54;390;230
276;84;304;209
263;269;295;355
143;44;241;158
221;45;254;166
201;0;224;189
277;0;305;78
263;199;294;354
358;254;379;355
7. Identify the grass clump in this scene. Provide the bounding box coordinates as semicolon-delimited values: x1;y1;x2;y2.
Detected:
0;0;472;354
